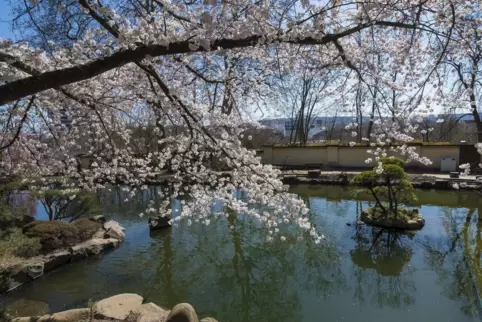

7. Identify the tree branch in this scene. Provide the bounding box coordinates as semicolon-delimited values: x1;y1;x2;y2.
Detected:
0;20;418;105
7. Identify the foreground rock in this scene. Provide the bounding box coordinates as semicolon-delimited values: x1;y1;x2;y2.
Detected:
0;220;125;294
11;293;218;322
94;293;144;320
360;210;425;230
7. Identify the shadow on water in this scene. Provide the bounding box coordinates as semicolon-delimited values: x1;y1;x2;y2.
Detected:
1;185;481;322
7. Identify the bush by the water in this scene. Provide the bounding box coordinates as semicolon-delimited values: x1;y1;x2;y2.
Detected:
72;218;101;240
22;219;102;252
0;229;41;264
364;207;419;222
23;221;80;252
0;201;35;234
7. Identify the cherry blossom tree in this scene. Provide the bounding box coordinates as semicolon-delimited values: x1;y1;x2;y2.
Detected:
0;0;478;240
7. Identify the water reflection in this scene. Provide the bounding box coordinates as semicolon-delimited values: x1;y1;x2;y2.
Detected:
1;185;481;322
350;227;416;310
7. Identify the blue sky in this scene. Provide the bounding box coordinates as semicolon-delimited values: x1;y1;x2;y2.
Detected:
0;0;14;39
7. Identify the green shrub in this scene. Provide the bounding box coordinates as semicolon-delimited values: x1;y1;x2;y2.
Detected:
23;221;79;252
351;157;417;219
0;229;41;261
72;218;101;241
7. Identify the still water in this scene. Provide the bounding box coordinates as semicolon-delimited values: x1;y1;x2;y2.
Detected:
2;185;482;322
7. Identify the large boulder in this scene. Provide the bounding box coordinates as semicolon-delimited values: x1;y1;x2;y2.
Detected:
49;308;91;321
148;216;171;231
166;303;199;322
134;302;170;322
93;293;144;320
104;220;125;231
103;221;126;241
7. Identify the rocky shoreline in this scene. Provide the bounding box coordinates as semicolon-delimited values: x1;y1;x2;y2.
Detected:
0;220;125;294
10;293;217;322
281;173;482;190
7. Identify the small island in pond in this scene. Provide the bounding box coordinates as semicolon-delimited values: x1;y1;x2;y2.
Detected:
351;157;425;230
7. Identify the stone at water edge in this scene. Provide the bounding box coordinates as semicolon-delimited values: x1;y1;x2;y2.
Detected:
49;308;91;321
93;293;144;320
43;250;71;271
166;303;199;322
104;220;126;231
101;220;125;241
134;302;170;322
23;262;44;279
200;318;219;322
148;216;171;231
70;244;88;261
104;226;125;241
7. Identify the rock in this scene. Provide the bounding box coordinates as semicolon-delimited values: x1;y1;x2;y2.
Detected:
92;228;106;239
43;250;71;271
23;262;44;279
166;303;199;322
70;244;88;261
148;216;171;231
103;221;126;241
12;318;32;322
93;293;144;320
104;227;125;242
49;308;91;321
345;222;351;226
104;220;125;232
90;215;107;224
84;238;118;256
6;299;49;317
134;302;170;322
200;318;219;322
70;238;118;259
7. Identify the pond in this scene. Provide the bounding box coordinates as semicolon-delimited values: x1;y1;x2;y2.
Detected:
1;185;482;322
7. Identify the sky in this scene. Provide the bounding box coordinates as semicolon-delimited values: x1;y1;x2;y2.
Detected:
0;0;469;118
0;0;14;39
